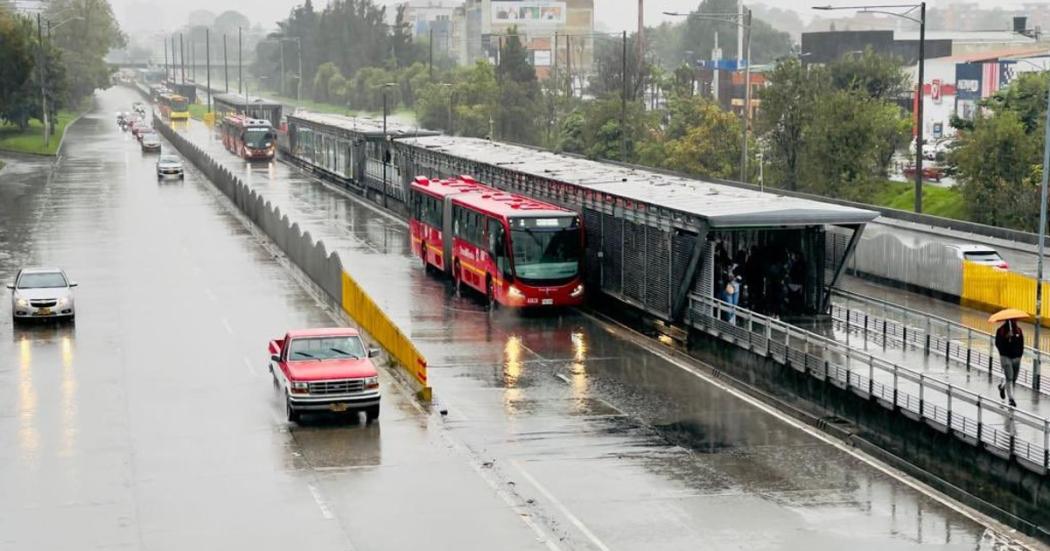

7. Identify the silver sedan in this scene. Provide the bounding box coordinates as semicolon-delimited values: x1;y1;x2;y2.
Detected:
7;267;77;322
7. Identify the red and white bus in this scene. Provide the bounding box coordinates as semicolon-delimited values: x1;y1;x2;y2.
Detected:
220;114;277;161
409;176;585;308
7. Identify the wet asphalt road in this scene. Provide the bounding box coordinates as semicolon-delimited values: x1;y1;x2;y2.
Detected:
0;87;1030;550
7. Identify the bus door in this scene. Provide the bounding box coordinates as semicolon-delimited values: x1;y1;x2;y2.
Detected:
442;196;456;275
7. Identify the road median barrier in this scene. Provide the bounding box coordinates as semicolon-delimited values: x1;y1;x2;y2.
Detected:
962;261;1050;328
153;117;431;400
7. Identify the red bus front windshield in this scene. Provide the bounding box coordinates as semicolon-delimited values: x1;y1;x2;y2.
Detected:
243;127;275;149
509;216;581;284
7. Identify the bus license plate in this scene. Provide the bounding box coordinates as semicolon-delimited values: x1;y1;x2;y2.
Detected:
329;403;350;412
542;299;553;305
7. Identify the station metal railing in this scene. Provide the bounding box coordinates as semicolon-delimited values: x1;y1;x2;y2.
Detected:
687;293;1050;473
830;289;1050;397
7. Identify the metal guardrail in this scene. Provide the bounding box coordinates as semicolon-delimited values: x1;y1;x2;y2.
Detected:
687;293;1050;473
830;289;1050;397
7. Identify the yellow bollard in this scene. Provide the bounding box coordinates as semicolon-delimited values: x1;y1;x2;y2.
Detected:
203;112;216;126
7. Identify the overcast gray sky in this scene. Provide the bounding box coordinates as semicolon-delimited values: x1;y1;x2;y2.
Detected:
113;0;1034;34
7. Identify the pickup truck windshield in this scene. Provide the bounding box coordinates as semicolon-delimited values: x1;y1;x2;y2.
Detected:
288;336;366;361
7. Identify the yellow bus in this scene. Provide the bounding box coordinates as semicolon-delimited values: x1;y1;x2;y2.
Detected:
159;94;190;121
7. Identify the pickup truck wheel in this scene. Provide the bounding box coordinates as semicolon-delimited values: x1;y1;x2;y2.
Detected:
365;404;380;423
286;397;301;424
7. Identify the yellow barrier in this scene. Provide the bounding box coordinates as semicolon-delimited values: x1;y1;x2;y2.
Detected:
961;261;1050;326
203;112;216;126
341;272;431;400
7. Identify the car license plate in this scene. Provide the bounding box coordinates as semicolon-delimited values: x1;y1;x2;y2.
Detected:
329;403;350;412
542;299;554;305
36;307;51;315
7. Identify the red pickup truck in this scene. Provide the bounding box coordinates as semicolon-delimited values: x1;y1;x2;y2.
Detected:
269;328;382;424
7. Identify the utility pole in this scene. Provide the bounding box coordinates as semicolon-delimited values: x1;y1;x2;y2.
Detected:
279;39;286;97
238;27;243;95
171;35;177;82
180;33;186;83
566;35;572;97
37;14;49;148
740;8;752;183
206;28;211;113
164;39;169;83
191;39;196;82
429;28;434;80
621;30;628;162
914;2;927;213
223;34;229;92
637;0;644;64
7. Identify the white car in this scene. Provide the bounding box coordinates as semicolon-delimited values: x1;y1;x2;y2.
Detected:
156;155;184;179
7;267;77;322
950;244;1008;270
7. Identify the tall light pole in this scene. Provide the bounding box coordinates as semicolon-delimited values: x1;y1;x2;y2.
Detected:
665;9;753;183
238;27;243;95
438;83;454;134
37;14;83;149
814;3;926;212
1036;84;1049;387
381;82;397;209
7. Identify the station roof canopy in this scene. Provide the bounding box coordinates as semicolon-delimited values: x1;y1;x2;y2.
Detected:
289;111;439;139
212;93;282;107
396;136;878;229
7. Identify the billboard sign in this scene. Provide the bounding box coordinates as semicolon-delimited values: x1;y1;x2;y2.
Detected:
492;1;566;25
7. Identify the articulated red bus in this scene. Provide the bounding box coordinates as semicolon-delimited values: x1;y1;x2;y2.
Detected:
409;176;585;308
220;114;277;161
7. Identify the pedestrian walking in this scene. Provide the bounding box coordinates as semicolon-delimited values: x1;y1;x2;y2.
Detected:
994;319;1023;407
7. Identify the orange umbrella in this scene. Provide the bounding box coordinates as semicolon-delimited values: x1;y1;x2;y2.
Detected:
988;309;1030;323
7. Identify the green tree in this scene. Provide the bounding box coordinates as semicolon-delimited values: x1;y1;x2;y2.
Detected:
328;73;347;102
672;0;793;66
953;111;1040;229
801;91;908;198
660;97;743;178
0;9;35;130
758;58;827;190
982;71;1050;133
829;47;908;101
588;32;648;101
495;30;539;143
312;61;341;102
46;0;125;103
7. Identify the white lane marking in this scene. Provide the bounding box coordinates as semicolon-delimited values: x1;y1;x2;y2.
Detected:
307;483;335;520
243;356;256;376
580;310;1034;548
555;373;571;385
204;288;216;302
512;460;611;551
221;317;234;335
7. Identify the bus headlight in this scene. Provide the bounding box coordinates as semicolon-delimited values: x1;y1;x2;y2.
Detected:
570;284;584;298
508;286;525;299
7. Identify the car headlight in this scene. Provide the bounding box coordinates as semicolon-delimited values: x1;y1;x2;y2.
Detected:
570;284;584;298
508;286;525;299
15;296;28;308
363;376;379;390
290;381;309;394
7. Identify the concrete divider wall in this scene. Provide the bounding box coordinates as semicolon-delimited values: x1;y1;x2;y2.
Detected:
152;117;430;398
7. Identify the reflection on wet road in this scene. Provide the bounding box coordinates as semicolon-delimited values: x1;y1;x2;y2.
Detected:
0;86;1026;550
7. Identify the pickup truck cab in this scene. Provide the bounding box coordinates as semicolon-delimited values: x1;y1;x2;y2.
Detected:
269;328;381;424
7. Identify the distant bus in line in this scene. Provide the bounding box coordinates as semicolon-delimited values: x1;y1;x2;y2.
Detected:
158;94;190;121
409;175;585;308
220;114;277;161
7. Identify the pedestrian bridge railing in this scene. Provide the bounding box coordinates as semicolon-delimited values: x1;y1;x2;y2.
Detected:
687;293;1050;474
830;288;1050;397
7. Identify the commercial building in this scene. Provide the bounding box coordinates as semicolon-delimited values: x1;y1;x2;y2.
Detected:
456;0;595;78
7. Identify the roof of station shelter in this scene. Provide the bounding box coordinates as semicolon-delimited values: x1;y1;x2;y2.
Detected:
289;111;438;138
396;135;878;229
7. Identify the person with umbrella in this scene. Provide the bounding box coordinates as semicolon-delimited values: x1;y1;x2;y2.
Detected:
991;309;1027;407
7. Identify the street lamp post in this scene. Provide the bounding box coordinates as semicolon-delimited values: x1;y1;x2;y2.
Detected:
665;9;753;183
438;83;454;134
381;82;397;209
813;3;926;213
37;14;83;149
